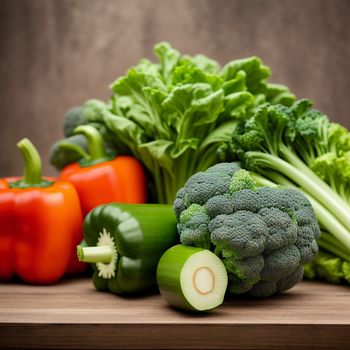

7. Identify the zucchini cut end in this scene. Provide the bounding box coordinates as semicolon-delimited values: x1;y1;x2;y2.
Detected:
157;245;228;312
181;250;228;311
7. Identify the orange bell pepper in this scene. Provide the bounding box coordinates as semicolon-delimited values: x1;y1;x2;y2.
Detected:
59;125;147;216
0;138;85;284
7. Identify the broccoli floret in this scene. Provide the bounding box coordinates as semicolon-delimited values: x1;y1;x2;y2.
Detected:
63;106;85;137
229;169;256;193
178;204;211;249
175;166;320;297
173;162;241;219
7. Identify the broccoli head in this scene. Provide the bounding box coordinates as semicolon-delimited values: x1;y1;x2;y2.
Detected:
174;163;320;297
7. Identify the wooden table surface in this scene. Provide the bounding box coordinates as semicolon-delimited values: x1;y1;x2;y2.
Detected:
0;277;349;349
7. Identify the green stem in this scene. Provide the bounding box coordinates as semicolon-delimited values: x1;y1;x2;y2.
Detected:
154;165;165;204
250;172;277;187
195;146;219;173
247;151;350;233
319;232;350;260
262;170;350;253
17;138;42;185
280;144;350;214
74;125;108;161
318;239;350;262
77;245;114;263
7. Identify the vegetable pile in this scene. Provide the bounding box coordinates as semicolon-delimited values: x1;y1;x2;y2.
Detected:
174;164;320;297
50;42;295;204
39;42;350;309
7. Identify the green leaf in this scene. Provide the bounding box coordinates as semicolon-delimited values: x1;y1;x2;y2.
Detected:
135;58;160;76
224;91;255;119
103;111;146;155
199;120;239;151
162;83;224;131
111;68;166;97
221;56;271;95
171;63;223;90
181;54;220;74
154;42;180;84
265;83;296;106
342;261;350;283
314;251;344;283
170;138;199;159
222;70;247;95
138;140;174;174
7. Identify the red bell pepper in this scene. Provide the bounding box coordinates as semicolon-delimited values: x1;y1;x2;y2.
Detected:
59;125;147;216
0;138;85;284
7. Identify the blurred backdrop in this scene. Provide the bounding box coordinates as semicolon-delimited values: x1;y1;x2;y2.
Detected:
1;0;349;176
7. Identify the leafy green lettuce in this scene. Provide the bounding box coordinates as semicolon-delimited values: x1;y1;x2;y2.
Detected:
50;42;295;203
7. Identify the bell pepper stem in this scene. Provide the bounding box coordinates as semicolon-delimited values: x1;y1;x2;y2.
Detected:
74;125;107;161
77;245;114;263
17;138;42;185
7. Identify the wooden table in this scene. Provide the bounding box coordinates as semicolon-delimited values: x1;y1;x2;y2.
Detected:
0;277;349;349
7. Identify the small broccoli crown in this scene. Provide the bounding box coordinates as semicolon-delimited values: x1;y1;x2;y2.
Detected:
229;169;256;193
256;186;310;212
63;106;84;137
336;152;350;180
205;195;233;219
210;211;268;258
173;162;241;216
205;162;241;177
178;204;211;249
231;189;263;213
328;122;350;155
310;153;337;182
182;171;231;206
258;207;298;253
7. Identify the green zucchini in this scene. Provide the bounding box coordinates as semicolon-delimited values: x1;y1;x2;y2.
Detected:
157;245;228;312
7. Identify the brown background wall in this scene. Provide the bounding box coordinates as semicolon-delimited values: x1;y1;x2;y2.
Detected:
1;0;349;176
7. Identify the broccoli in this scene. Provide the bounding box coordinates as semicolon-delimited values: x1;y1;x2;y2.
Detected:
49;99;131;170
174;164;320;297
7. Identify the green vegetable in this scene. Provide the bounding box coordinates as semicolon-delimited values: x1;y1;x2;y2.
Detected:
49;134;88;170
50;42;295;203
77;203;178;294
63;106;85;137
49;99;130;170
157;245;228;312
222;100;350;283
174;164;320;297
304;246;350;284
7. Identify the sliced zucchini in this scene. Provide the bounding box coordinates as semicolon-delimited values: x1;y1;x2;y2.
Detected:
156;245;228;312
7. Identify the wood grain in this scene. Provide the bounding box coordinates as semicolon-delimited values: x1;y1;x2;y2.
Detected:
1;0;350;177
0;277;349;349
